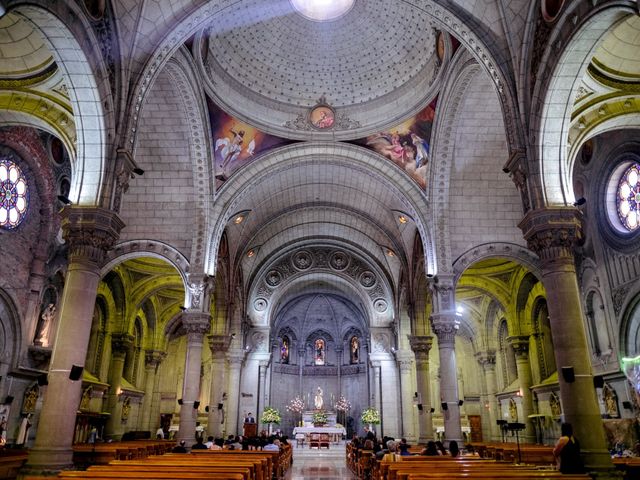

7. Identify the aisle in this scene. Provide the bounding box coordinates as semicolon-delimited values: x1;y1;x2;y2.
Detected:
285;441;357;479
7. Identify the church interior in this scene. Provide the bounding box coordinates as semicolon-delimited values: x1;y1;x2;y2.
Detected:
1;0;640;477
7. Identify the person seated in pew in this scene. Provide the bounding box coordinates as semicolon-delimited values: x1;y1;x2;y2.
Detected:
171;440;187;453
204;436;215;449
192;437;208;449
363;439;374;450
210;437;224;450
399;438;411;456
421;441;440;456
263;436;280;452
435;440;447;456
449;440;460;458
553;423;584;474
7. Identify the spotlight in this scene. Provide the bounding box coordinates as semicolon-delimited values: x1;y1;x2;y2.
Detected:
441;402;448;411
178;398;183;405
573;197;586;207
561;366;575;383
205;405;210;412
458;400;464;406
57;195;72;205
593;375;604;389
133;168;145;176
193;401;200;409
37;374;48;386
69;365;83;381
417;404;423;411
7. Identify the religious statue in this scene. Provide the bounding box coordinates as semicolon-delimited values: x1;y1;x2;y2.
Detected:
35;303;55;347
314;386;324;410
350;336;359;364
315;338;325;365
281;337;289;364
15;414;31;446
22;386;38;414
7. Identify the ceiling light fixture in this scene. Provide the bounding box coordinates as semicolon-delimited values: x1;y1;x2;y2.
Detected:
290;0;354;22
247;250;255;258
386;249;395;257
398;215;407;224
234;215;244;224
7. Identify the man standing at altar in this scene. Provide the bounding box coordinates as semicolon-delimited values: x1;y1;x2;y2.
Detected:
244;412;255;423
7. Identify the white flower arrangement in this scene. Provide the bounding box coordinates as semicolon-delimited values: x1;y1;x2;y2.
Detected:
286;396;305;414
261;406;281;424
360;406;381;425
335;395;351;412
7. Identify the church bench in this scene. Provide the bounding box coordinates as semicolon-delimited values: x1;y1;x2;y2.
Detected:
403;474;589;480
58;471;244;480
0;450;28;480
108;457;262;480
88;464;253;480
187;450;277;479
383;460;556;480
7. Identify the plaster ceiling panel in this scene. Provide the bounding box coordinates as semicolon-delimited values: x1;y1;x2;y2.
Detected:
593;15;640;80
199;0;442;139
0;13;54;78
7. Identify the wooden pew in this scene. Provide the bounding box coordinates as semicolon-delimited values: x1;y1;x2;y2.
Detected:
108;457;263;480
87;464;253;480
59;472;244;480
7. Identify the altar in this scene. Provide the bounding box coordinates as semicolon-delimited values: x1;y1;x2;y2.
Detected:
292;426;346;444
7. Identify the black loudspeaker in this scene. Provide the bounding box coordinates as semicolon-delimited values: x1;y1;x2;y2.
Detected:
37;374;48;386
5;395;14;404
205;405;210;412
414;392;418;398
69;365;83;381
193;401;200;409
458;400;464;406
430;407;435;413
622;401;632;410
417;404;423;411
441;402;448;411
593;375;604;389
178;398;183;405
218;403;224;410
561;366;575;383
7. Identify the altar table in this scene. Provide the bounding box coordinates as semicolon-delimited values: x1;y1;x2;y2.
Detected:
292;426;346;443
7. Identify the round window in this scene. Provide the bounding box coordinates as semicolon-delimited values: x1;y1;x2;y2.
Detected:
616;162;640;232
0;157;29;229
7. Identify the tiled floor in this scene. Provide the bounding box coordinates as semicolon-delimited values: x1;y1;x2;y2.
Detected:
285;441;356;479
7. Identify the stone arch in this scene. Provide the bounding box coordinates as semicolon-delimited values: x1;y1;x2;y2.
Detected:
620;290;640;357
208;142;435;278
532;2;636;206
11;2;114;205
452;243;542;284
0;288;22;372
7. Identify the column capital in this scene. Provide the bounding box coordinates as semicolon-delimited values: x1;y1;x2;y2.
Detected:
518;207;583;265
145;349;166;368
507;335;530;358
111;333;134;354
396;351;414;373
61;206;125;268
208;334;232;353
186;273;214;312
475;350;497;368
430;312;460;345
181;311;210;339
409;335;433;360
430;274;456;312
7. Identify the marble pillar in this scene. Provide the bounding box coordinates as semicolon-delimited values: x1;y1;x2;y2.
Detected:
508;336;535;442
519;208;610;469
410;335;434;442
396;351;417;442
23;207;123;472
141;350;165;432
431;312;462;444
176;311;210;448
207;335;230;439
105;334;133;439
226;353;243;436
370;360;382;416
476;350;498;442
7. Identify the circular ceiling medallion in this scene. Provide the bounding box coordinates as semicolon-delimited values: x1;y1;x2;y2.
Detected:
266;270;282;287
293;250;313;270
329;250;350;270
359;271;376;288
374;299;388;313
254;298;268;311
290;0;355;22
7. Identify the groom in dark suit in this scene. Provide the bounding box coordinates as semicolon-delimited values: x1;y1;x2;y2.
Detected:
244;412;255;423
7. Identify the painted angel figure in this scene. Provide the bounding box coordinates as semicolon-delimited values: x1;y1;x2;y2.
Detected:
215;128;255;175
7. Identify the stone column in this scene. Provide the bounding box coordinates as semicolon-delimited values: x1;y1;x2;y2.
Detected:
476;350;498;442
370;360;382;415
519;208;610;469
431;312;462;444
208;335;230;438
105;334;133;439
396;351;417;442
176;311;210;448
410;335;434;442
24;207;123;471
258;360;269;431
226;353;244;436
141;350;165;432
508;336;535;442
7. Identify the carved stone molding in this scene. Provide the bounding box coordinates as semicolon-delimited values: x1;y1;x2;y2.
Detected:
475;350;497;369
111;333;134;354
518;208;583;265
409;335;434;360
181;311;211;339
208;334;232;354
507;336;530;358
61;207;125;268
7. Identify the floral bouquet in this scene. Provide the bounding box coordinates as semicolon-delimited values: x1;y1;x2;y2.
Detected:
286;396;305;414
312;410;328;425
261;406;281;424
335;395;351;412
360;406;381;425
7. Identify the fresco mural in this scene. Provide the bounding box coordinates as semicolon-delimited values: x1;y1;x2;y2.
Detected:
350;97;437;189
207;97;292;185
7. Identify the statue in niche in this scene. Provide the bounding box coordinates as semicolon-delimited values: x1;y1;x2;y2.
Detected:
314;338;325;365
35;303;56;347
550;393;561;416
603;385;619;418
314;386;324;410
508;398;518;421
350;336;359;364
280;337;290;364
22;386;38;414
